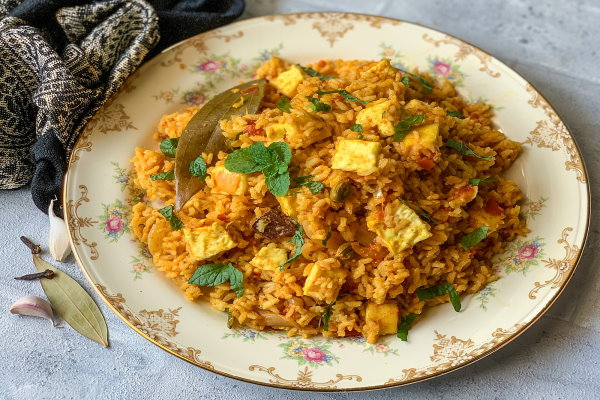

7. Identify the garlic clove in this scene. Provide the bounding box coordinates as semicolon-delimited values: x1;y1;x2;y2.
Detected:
9;295;55;324
48;199;72;262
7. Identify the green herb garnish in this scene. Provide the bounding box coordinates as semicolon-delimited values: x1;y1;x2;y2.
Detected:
416;209;440;225
297;64;333;80
446;139;493;160
321;226;332;246
188;262;244;297
461;226;489;250
224;141;292;196
397;313;418;341
292;176;324;195
468;177;497;186
350;123;363;135
318;301;336;331
276;97;292;113
416;283;461;312
279;224;304;271
446;110;465;119
393;115;425;142
400;70;434;94
150;170;175;181
132;191;146;203
159;138;179;158
307;96;332;112
315;90;368;104
189;156;207;180
158;205;184;231
401;76;410;86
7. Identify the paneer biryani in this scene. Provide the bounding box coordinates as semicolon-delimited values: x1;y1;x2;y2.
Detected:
129;57;527;344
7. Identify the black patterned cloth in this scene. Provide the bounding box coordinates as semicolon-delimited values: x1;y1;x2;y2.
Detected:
0;0;244;215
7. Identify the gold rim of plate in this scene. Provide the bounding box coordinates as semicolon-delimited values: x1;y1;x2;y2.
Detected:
63;12;591;391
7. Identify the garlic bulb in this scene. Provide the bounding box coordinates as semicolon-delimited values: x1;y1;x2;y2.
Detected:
48;199;71;262
9;295;54;324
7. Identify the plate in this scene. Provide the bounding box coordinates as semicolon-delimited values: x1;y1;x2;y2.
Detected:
63;13;590;390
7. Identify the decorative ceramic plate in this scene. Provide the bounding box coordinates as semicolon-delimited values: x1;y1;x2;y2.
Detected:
64;13;590;391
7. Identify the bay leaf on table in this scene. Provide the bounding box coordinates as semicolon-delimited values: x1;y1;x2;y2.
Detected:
32;255;109;347
175;79;266;210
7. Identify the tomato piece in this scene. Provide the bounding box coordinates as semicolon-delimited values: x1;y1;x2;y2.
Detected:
484;198;503;216
243;124;263;136
417;157;435;170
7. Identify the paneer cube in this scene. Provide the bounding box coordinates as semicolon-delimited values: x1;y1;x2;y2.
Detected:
249;244;288;271
276;195;298;218
266;112;331;149
331;139;381;174
360;59;398;80
355;99;395;136
271;65;305;97
365;302;399;335
210;166;248;195
303;258;347;303
366;202;432;255
401;123;440;158
183;222;236;261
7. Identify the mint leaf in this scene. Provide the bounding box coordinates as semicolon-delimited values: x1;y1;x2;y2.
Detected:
416;283;461;312
188;262;244;297
266;173;291;196
150;170;175;181
226;141;292;197
416;209;439;225
296;64;333;80
292;176;324;195
307;96;331;112
224;147;262;173
461;226;489;250
400;70;434;94
321;226;332;246
159;138;179;158
316;90;368;104
247;141;274;167
318;301;336;331
401;76;410;86
268;141;292;165
189;156;207;180
397;313;418;341
276;97;292;113
350;123;363;133
158;205;183;231
468;177;497;186
393;115;425;142
132;191;146;203
279;224;304;270
446;139;493;160
446;110;465;119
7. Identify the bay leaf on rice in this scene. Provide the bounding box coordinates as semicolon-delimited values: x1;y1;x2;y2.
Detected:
175;79;266;210
32;255;109;347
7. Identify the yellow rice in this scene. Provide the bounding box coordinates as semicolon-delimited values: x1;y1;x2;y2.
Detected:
129;57;527;343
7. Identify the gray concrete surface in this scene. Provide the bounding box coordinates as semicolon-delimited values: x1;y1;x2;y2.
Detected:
1;0;598;399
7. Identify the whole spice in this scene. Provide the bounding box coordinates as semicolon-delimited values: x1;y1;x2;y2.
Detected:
20;236;41;254
336;242;356;259
15;269;55;280
175;79;266;209
31;254;109;346
9;295;55;325
48;199;72;262
330;180;352;203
